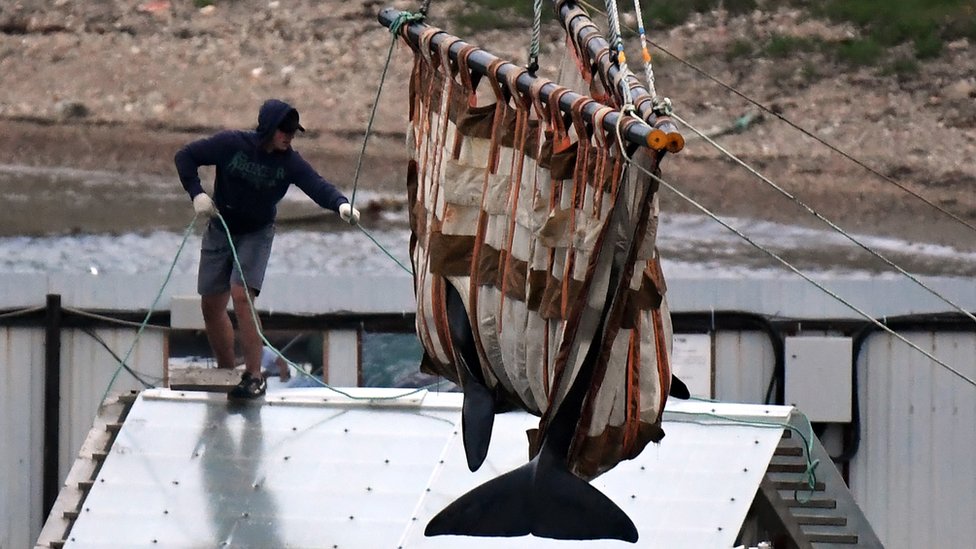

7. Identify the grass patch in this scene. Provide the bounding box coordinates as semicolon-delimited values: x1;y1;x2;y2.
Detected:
642;0;759;28
815;0;974;60
457;0;974;65
765;35;818;58
800;61;821;84
913;31;944;58
881;56;921;77
725;38;755;61
452;0;548;33
835;38;884;66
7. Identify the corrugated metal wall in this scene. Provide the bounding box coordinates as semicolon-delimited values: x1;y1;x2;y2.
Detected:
5;275;975;548
1;327;45;549
0;326;163;549
59;329;164;476
702;327;976;549
852;331;976;549
714;331;776;404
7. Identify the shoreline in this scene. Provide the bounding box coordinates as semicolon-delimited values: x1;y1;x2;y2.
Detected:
4;115;976;260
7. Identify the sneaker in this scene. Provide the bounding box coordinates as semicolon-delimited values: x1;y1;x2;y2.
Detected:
228;372;266;400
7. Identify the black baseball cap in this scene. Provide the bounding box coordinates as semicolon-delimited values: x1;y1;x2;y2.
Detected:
278;108;305;133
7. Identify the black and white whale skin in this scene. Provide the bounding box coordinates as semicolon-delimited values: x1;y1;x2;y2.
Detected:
424;282;688;543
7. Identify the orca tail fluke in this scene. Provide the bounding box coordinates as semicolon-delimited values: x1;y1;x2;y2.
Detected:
425;458;638;542
425;464;533;538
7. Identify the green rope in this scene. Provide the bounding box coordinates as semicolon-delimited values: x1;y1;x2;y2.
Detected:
667;408;821;502
100;213;199;404
350;8;425;207
214;212;431;401
389;11;426;37
345;8;416;277
357;224;413;275
349;15;403;209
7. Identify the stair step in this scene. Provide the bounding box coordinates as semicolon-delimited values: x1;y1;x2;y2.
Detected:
768;462;809;473
774;446;804;456
774;480;826;491
796;515;847;526
786;498;837;509
808;532;859;544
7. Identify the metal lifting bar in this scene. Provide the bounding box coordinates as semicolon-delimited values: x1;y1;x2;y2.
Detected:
377;7;682;153
557;1;661;122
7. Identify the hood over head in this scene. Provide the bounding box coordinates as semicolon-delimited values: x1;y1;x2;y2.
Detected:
255;99;305;141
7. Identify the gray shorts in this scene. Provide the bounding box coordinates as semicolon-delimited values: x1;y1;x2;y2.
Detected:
198;221;275;296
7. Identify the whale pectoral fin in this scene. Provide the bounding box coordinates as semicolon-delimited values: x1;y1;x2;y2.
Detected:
459;365;495;471
669;374;691;399
425;456;638;542
445;281;496;472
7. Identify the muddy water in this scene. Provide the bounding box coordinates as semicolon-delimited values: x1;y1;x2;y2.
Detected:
3;165;975;278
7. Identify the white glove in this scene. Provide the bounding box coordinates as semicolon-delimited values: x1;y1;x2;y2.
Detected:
339;203;360;225
192;193;216;217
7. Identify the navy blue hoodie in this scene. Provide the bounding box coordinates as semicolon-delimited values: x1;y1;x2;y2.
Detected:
175;99;349;234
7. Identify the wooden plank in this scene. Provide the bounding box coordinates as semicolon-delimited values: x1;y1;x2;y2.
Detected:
168;367;241;392
795;515;847;526
787;499;837;509
807;532;858;544
768;462;809;473
35;392;136;549
775;480;826;491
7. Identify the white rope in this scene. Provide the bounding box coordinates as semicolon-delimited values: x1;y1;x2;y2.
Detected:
576;0;976;235
609;115;976;389
528;0;543;72
670;110;976;326
630;0;657;100
603;0;633;105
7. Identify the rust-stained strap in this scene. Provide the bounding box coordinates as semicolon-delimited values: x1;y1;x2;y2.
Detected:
418;27;440;66
465;57;509;369
591;106;615;213
497;65;532;330
456;44;479;96
622;329;641;454
428;36;462;217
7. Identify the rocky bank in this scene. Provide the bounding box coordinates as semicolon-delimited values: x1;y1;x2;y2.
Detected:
1;0;975;253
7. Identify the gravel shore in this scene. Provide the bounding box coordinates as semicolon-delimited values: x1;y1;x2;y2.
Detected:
2;1;974;255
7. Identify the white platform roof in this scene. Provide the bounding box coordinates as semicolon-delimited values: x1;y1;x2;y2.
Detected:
59;387;793;548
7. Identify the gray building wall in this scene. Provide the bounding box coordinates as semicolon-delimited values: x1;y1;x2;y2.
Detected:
2;274;974;548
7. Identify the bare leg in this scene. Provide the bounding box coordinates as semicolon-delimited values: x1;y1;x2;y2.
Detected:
231;284;263;378
201;292;235;369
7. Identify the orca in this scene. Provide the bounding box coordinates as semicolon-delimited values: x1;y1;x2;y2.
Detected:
424;281;693;542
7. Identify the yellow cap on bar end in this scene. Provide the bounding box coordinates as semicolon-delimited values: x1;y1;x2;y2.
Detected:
647;129;668;151
666;132;685;153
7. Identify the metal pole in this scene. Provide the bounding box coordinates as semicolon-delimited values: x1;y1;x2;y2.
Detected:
43;293;62;516
555;0;683;148
377;7;672;152
557;2;655;120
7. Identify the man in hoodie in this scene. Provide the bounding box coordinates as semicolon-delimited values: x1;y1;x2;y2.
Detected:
175;98;360;400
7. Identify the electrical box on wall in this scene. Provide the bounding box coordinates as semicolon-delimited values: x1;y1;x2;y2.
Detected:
784;336;853;422
671;333;713;399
